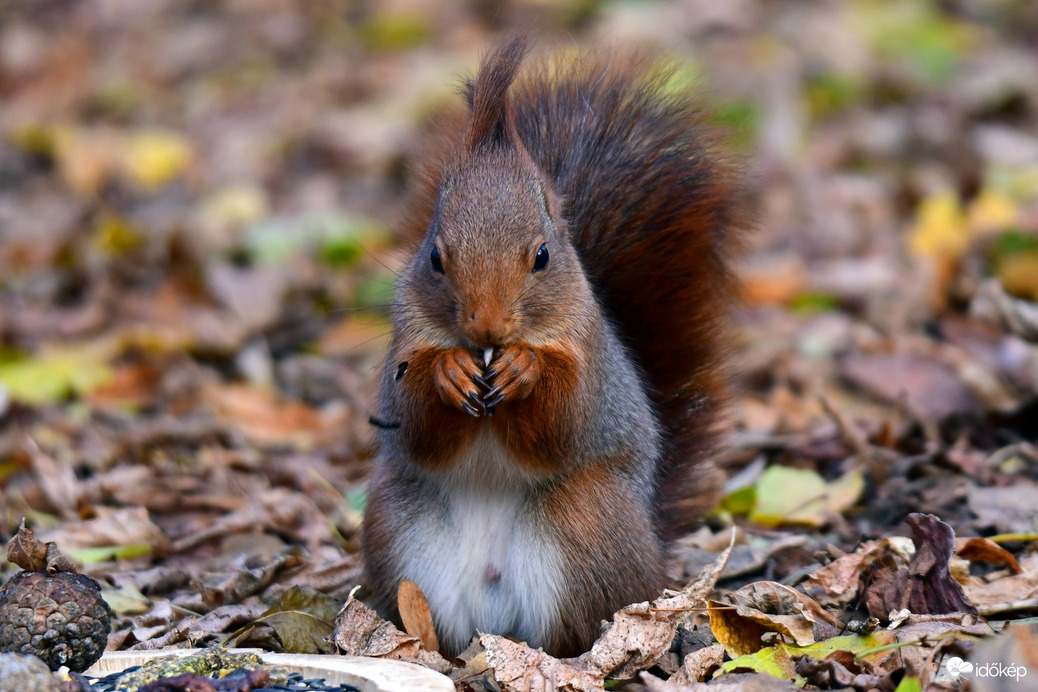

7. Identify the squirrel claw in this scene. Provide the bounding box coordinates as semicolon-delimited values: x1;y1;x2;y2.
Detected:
483;384;505;407
472;374;489;389
462;402;482;417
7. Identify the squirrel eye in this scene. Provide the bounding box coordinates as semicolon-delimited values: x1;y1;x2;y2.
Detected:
532;244;549;273
430;246;444;274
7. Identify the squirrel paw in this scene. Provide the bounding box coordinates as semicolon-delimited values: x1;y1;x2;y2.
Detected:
484;344;541;407
434;348;486;416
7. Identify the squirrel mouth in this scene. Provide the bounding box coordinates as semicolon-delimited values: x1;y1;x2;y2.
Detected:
482;348;494;367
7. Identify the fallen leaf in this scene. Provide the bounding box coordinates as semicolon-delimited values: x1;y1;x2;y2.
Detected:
581;533;736;680
960;553;1038;614
44;506;170;555
481;634;601;692
667;643;725;685
0;345;114;405
5;518;48;571
907;190;969;258
122;129;192;190
968;481;1038;534
202;382;338;447
709;581;841;657
333;590;451;674
229;586;339;654
956;536;1022;575
862;513;978;619
840;352;980;421
802;538;914;608
398;579;439;653
749;465;863;527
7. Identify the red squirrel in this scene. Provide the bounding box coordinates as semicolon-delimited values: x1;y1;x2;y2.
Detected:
362;38;748;657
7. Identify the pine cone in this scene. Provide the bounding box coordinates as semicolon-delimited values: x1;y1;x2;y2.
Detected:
0;569;112;672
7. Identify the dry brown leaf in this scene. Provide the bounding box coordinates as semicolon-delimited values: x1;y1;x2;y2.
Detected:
480;633;601;692
955;536;1022;574
86;361;162;409
801;539;907;608
644;671;803;691
962;553;1038;613
28;442;81;520
840;352;981;421
968;481;1038;535
333;590;451;675
666;643;725;685
709;581;841;657
398;579;439;653
44;506;170;553
203;382;347;447
477;536;736;689
6;518;48;571
863;513;978;620
580;531;736;680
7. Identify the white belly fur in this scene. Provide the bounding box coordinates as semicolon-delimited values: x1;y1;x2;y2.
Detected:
395;429;565;653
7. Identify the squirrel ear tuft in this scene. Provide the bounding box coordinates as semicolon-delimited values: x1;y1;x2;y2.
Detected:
463;35;530;152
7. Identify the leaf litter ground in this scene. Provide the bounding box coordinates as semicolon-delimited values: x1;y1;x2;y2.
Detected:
2;1;1038;690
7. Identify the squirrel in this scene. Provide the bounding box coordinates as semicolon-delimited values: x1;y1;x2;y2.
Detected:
362;37;748;658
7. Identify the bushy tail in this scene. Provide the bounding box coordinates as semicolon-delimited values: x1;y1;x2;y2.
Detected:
509;47;749;537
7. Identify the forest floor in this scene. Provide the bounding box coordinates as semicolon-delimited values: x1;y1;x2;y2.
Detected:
2;1;1038;690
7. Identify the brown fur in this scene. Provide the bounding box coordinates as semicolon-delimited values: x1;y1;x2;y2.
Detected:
362;37;747;657
403;38;748;534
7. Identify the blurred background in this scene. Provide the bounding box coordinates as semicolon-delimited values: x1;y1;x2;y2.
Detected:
2;0;1038;633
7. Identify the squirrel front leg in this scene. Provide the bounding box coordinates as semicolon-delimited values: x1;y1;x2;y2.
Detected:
394;346;483;470
486;342;584;474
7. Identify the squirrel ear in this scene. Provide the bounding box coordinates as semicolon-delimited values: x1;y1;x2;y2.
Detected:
463;35;529;152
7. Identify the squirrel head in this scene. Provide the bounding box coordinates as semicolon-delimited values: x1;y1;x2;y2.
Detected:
398;38;592;350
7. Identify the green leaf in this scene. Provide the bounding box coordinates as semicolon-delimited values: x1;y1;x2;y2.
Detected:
65;544;153;564
788;292;840;314
894;675;923;692
749;466;864;527
716;642;804;684
717;633;895;683
721;486;756;516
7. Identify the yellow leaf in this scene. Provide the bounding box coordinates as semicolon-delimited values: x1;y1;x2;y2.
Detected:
0;348;113;406
93;214;142;255
907;190;969;258
967;189;1017;234
997;253;1038;301
123;130;191;190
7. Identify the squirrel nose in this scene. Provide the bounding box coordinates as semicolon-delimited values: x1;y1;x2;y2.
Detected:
467;308;512;346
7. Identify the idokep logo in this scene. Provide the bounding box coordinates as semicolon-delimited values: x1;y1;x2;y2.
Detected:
945;655;1029;683
947;657;973;679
